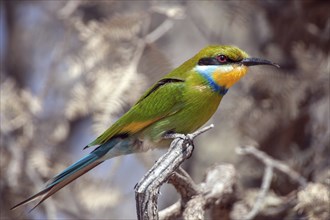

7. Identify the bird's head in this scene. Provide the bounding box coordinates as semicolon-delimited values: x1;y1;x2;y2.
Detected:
190;45;279;91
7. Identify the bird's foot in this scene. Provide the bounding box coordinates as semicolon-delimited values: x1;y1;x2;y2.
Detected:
163;132;195;158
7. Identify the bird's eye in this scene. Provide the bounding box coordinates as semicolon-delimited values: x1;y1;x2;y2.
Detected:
217;55;227;63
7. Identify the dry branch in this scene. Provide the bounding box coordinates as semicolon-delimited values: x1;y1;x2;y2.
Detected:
159;164;237;220
236;146;307;187
134;125;214;220
135;124;239;220
236;146;308;219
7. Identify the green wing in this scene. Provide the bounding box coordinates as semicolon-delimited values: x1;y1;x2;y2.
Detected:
86;78;185;148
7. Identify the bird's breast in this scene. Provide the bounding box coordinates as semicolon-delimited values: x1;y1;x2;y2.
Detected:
167;83;222;134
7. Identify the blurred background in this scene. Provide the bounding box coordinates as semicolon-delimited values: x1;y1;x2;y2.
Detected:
1;0;329;219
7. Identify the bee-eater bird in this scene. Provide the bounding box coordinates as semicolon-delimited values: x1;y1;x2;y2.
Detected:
11;45;279;211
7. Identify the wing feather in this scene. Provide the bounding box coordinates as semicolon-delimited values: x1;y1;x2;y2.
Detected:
85;78;185;148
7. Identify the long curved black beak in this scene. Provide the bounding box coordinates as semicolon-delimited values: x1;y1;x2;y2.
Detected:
241;57;280;68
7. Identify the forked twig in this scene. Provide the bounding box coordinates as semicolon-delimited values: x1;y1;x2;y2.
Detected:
236;145;307;220
134;124;214;220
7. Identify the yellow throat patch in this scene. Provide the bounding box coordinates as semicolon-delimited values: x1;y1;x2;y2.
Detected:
213;65;248;88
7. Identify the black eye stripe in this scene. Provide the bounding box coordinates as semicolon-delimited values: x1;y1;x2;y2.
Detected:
198;57;238;66
198;57;219;65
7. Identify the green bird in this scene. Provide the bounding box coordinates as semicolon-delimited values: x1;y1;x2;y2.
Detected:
11;45;279;210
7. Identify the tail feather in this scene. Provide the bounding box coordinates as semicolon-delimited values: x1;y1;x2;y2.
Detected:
11;153;103;211
11;138;124;211
46;154;99;188
30;160;102;212
10;187;51;210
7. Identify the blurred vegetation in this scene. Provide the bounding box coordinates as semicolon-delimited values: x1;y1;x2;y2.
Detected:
1;0;329;219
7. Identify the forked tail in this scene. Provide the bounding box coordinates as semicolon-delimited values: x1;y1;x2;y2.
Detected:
10;140;120;211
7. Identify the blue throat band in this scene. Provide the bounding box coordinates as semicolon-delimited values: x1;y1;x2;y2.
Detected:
195;66;228;96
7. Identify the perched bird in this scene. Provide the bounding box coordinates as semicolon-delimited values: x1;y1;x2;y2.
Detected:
11;45;279;211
